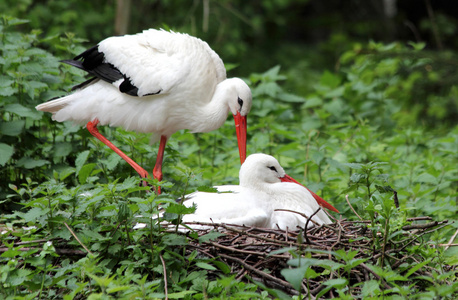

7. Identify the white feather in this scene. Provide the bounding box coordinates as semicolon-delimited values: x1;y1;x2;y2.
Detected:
179;153;332;230
36;29;252;143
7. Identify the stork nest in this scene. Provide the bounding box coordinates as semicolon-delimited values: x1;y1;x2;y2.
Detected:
175;216;454;297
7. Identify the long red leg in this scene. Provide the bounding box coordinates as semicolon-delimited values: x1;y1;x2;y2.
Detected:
152;135;167;194
86;119;150;179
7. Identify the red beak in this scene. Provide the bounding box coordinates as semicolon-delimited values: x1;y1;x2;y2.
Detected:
280;174;339;213
233;112;247;164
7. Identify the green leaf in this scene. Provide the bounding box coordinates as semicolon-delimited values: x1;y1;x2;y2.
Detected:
0;143;14;166
198;231;225;243
320;70;341;88
0;120;25;136
212;260;231;274
53;142;73;158
267;247;297;257
105;152;121;170
304;96;323;108
277;92;305;103
59;167;76;181
0;248;22;258
16;157;49;169
167;291;196;299
344;163;364;169
405;258;431;277
361;280;381;297
4;103;42;120
78;163;96;184
165;203;196;215
196;262;217;271
415;173;438;184
350;173;366;183
196;186;218;193
162;234;188;246
75;150;90;172
281;266;307;291
324;278;348;287
23;207;49;222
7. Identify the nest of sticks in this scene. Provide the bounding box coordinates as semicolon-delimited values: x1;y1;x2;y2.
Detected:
178;214;453;297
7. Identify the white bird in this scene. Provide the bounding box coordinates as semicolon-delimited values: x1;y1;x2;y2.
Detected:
36;29;252;191
177;153;336;230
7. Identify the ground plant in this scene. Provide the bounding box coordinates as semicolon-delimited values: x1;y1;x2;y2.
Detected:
1;14;457;299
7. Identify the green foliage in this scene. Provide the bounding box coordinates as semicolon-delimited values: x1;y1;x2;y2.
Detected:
1;15;457;299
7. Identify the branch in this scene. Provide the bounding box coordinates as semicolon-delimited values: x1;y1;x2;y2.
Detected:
64;222;93;255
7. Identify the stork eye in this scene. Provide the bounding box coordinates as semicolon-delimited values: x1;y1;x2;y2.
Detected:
237;97;243;108
268;166;277;172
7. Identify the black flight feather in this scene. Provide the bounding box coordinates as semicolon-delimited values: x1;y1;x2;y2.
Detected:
61;45;142;96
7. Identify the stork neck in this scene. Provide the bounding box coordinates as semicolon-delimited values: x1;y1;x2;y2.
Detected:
198;79;233;130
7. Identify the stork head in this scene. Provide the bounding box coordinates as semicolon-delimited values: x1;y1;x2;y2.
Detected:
228;78;252;164
239;153;340;213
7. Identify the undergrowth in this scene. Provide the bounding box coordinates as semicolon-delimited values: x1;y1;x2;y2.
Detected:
1;16;457;299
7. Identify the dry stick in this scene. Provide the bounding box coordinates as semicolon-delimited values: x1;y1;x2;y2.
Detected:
330;220;343;250
63;222;93;255
274;209;321;227
304;208;323;245
393;190;399;209
12;238;62;246
159;253;168;300
218;253;294;290
407;216;433;221
402;221;439;231
206;241;290;259
380;219;389;268
203;223;301;247
360;263;391;290
439;243;458;247
398;221;450;252
0;247;86;256
444;228;458;251
345;195;363;221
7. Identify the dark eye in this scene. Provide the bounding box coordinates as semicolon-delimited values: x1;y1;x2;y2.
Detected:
268;166;277;172
237;97;243;108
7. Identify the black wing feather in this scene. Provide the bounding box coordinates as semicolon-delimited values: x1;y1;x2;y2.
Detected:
62;45;141;96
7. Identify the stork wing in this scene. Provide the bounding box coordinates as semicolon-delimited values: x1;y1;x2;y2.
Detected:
62;30;220;97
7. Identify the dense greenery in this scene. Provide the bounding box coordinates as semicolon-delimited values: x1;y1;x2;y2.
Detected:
1;2;457;298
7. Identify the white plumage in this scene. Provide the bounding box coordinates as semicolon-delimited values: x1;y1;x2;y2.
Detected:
36;29;252;186
178;153;333;230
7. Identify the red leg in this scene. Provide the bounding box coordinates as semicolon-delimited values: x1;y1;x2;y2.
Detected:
152;135;167;194
152;135;167;182
86;120;150;179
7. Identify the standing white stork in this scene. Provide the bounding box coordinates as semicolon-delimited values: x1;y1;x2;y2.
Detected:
177;153;337;230
36;29;252;191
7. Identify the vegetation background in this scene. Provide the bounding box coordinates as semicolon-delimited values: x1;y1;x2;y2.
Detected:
0;0;457;298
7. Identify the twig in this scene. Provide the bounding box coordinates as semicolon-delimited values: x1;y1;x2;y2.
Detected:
218;253;294;289
63;222;93;255
274;209;321;227
444;228;458;251
12;238;62;246
402;221;439;231
205;241;290;259
360;263;391;289
393;190;399;209
424;0;443;50
398;221;450;252
0;247;86;256
345;195;363;221
159;253;168;300
407;217;432;221
304;208;323;244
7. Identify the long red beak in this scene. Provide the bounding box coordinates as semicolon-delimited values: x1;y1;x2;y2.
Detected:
280;174;339;213
233;112;247;164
